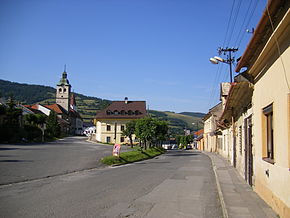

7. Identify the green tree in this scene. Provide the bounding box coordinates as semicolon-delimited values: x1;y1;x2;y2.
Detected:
176;135;181;147
135;117;168;149
122;120;136;148
24;113;47;141
153;119;168;147
0;97;23;143
135;117;154;149
46;111;61;138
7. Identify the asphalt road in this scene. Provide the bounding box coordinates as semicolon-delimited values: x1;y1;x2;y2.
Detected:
0;136;131;185
0;147;222;218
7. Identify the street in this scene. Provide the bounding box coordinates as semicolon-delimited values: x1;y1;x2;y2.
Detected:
0;137;222;218
0;137;131;185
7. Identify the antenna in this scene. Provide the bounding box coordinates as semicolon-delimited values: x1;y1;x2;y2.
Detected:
64;64;67;72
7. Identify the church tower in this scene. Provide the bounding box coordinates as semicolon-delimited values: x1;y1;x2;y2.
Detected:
56;68;71;112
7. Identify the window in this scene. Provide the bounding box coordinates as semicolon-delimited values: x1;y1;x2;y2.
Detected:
121;125;125;131
106;137;111;143
106;125;111;131
135;110;140;115
128;110;133;115
106;110;112;115
121;137;124;143
114;110;119;115
59;88;62;93
120;110;125;115
262;104;274;164
64;88;66;93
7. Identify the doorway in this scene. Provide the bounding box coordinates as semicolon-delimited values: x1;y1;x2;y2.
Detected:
244;115;253;186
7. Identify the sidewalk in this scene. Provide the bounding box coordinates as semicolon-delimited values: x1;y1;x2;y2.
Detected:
204;151;278;218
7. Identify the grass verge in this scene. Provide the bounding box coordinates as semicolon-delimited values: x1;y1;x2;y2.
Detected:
101;147;165;165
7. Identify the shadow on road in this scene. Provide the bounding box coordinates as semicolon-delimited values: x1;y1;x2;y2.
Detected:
0;148;20;151
0;160;33;163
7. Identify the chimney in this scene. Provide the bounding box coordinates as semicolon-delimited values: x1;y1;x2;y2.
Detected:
124;97;128;104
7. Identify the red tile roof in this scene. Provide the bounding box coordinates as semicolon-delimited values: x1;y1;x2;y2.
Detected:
194;129;204;137
95;101;146;119
44;104;67;114
23;104;38;110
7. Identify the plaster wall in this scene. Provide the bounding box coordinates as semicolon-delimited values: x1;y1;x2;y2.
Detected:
95;119;136;144
250;9;290;217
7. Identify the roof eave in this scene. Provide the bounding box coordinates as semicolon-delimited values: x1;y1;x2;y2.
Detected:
235;0;285;72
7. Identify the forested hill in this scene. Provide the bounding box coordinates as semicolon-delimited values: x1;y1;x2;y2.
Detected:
0;79;56;104
0;79;205;133
0;79;111;122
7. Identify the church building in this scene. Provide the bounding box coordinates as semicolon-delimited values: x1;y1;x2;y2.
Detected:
24;69;83;135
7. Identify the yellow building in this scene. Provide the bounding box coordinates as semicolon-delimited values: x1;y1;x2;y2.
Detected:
203;103;222;152
94;98;146;144
235;0;290;216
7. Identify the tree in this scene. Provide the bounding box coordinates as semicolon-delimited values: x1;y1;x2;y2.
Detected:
153;119;168;147
135;117;154;149
122;120;136;148
135;117;168;149
24;113;47;141
0;96;23;143
46;111;61;138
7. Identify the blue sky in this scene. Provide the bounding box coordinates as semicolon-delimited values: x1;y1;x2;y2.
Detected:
0;0;266;113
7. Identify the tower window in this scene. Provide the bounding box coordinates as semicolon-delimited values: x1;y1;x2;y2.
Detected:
64;88;66;93
59;88;62;93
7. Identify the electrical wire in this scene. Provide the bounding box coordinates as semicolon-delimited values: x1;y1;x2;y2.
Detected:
226;0;242;46
234;0;254;46
236;0;260;48
266;2;290;91
223;0;236;47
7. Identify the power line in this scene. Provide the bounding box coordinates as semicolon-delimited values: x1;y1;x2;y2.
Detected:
222;0;236;47
226;0;242;46
234;0;254;46
236;0;260;48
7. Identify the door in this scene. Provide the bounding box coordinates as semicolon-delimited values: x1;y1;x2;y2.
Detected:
244;116;253;186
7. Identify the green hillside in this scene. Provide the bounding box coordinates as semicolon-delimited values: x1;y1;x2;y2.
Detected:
149;110;204;135
0;79;205;133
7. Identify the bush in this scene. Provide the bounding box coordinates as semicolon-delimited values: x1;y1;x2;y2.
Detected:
23;125;42;141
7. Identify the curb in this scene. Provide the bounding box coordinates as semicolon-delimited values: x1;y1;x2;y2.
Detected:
205;152;229;218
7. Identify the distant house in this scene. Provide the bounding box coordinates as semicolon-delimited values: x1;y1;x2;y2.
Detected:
194;129;204;150
203;102;222;152
94;97;146;144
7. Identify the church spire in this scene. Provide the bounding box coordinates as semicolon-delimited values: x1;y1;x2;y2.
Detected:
58;65;70;86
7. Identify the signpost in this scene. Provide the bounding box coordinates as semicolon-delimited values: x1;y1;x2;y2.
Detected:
113;144;121;157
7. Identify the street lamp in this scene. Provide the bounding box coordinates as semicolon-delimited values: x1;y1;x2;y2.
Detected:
209;47;238;83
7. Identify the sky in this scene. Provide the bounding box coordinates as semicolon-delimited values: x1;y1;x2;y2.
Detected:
0;0;267;113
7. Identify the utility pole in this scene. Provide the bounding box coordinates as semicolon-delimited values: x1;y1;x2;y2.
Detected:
218;47;238;83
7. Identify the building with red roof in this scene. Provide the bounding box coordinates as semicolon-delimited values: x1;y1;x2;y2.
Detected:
94;97;146;144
